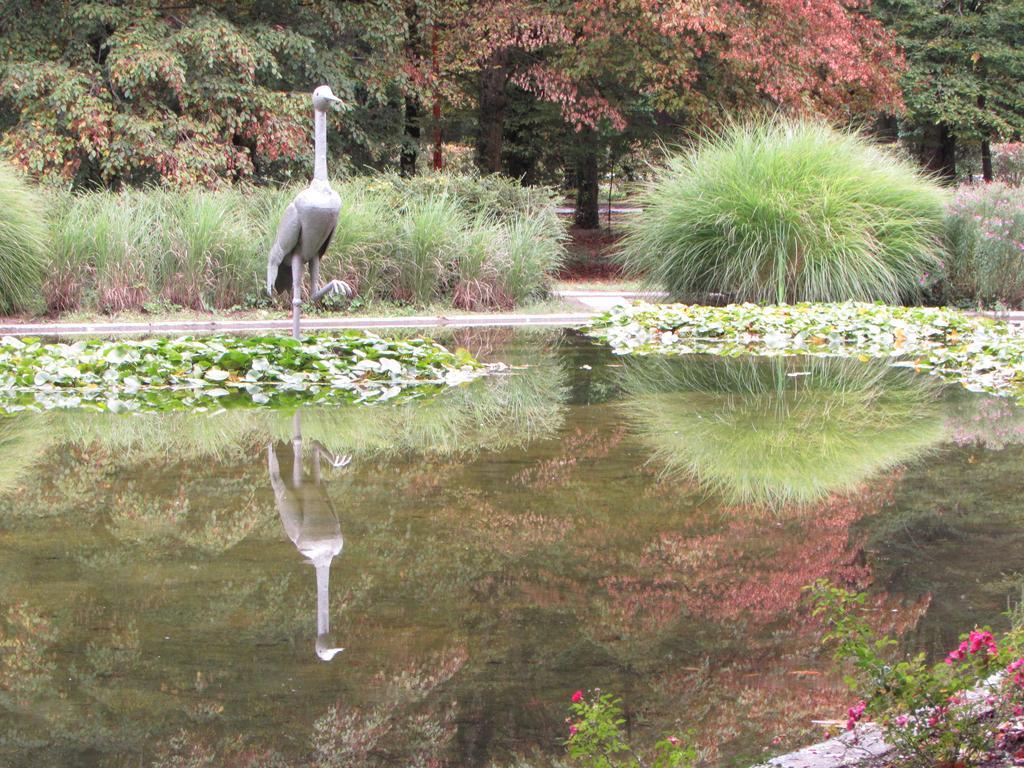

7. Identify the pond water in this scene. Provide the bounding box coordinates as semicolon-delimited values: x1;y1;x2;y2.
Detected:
2;328;1024;768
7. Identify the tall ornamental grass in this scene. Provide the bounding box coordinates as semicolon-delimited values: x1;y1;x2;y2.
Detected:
27;173;563;317
944;183;1024;308
0;162;48;314
618;119;948;304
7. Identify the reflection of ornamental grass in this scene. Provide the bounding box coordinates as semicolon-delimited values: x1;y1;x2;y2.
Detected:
0;416;54;497
57;410;271;461
617;119;946;304
621;356;946;506
277;346;568;457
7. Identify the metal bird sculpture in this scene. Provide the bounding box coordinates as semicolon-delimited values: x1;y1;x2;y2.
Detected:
267;85;353;339
268;411;352;661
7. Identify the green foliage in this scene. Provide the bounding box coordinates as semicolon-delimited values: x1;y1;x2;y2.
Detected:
397;194;465;304
47;188;159;313
566;690;697;768
808;580;1024;768
944;183;1024;309
0;1;412;187
995;144;1024;185
618;119;947;304
0;162;47;314
872;0;1024;171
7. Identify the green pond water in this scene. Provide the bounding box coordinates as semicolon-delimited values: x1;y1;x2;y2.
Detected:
2;328;1024;767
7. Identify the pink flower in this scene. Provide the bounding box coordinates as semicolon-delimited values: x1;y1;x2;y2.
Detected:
846;700;867;731
569;725;578;735
571;690;584;703
667;736;680;746
895;715;909;728
968;629;997;656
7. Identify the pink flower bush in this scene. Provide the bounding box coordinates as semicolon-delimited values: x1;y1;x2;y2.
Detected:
571;690;584;703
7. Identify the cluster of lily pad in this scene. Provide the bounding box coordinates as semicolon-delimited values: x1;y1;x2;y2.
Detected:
0;332;488;414
587;302;1024;402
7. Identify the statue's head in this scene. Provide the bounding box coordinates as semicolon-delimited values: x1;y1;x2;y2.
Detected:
312;85;344;111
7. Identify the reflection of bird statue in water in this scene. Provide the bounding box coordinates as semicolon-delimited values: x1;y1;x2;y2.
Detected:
266;85;353;340
268;412;351;660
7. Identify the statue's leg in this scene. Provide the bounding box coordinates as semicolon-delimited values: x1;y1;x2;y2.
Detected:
309;257;353;302
310;256;321;296
292;411;303;488
291;253;303;340
311;444;322;485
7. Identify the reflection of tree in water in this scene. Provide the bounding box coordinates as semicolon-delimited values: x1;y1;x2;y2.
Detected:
621;355;947;506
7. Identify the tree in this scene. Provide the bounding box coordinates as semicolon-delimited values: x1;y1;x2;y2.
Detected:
872;0;1024;182
0;0;413;187
447;0;906;227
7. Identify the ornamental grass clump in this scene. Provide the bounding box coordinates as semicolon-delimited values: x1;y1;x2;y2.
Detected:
618;119;947;304
945;183;1024;308
0;162;48;315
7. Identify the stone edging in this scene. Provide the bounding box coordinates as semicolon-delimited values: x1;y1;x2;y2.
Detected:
0;312;597;337
757;725;892;768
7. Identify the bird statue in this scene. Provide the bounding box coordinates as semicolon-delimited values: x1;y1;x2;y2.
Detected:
268;411;352;661
267;85;353;339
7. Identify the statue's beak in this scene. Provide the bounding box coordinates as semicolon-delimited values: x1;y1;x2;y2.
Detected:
326;94;344;108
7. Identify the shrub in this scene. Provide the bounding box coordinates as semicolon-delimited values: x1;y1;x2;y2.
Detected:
0;162;48;314
618;119;947;304
944;183;1024;308
809;580;1024;768
565;689;697;768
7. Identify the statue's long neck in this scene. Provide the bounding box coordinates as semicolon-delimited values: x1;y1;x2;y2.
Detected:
313;108;328;183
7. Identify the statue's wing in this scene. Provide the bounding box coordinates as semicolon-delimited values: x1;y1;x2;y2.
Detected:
267;202;302;295
317;224;336;259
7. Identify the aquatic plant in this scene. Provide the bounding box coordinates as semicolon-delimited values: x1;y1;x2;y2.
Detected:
0;332;486;414
0;162;48;315
944;183;1024;308
588;301;1024;405
617;119;946;304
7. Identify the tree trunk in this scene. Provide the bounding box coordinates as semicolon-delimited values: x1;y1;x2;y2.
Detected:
574;138;600;230
401;95;421;177
431;24;442;171
919;123;956;183
981;139;993;182
476;56;509;173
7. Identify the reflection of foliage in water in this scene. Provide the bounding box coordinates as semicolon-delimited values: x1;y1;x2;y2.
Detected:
621;355;946;505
